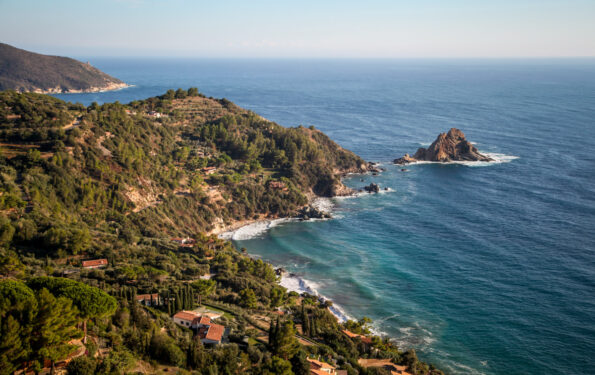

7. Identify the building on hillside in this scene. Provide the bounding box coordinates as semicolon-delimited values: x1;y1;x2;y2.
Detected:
81;259;108;269
135;293;162;306
171;237;195;248
202;166;217;175
307;358;336;375
269;181;288;191
148;111;164;118
172;310;225;344
342;329;373;345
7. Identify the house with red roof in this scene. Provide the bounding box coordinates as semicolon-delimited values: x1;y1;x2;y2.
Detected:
172;310;225;344
307;358;336;375
81;259;108;269
342;329;373;345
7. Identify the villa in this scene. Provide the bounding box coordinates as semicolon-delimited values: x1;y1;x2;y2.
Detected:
307;358;336;375
172;310;225;344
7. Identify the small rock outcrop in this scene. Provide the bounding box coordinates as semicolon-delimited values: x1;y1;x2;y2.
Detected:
394;128;494;164
367;162;384;173
296;205;332;220
363;183;380;193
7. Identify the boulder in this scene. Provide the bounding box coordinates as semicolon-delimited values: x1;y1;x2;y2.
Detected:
394;128;494;164
363;183;380;193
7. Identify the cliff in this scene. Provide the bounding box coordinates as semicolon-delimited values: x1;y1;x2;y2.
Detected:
0;43;127;93
394;128;493;164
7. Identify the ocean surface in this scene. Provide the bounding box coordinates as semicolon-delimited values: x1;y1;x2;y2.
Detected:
54;58;595;375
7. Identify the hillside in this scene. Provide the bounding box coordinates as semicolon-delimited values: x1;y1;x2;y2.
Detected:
0;90;444;375
0;43;127;93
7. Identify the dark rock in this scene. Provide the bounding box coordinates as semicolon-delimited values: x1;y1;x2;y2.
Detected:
275;267;286;276
394;128;494;164
296;205;332;220
363;183;380;193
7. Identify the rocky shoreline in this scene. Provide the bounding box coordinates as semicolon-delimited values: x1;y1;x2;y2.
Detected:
30;82;130;94
211;162;381;236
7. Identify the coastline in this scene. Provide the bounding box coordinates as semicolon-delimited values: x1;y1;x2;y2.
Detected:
29;81;131;94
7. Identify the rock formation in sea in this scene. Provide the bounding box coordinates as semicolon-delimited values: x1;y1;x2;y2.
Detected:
363;183;380;193
296;205;332;220
394;128;494;164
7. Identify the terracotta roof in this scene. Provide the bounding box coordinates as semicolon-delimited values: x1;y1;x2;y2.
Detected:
307;358;335;370
342;330;359;338
192;316;211;325
81;259;108;267
342;329;372;344
201;323;224;342
173;310;199;321
310;369;330;375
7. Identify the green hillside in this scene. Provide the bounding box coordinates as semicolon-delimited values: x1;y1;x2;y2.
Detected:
0;90;443;375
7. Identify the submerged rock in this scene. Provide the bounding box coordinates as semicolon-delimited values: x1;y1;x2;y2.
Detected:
394;128;494;164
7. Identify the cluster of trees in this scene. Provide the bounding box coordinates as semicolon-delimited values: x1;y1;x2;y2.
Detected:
0;277;116;374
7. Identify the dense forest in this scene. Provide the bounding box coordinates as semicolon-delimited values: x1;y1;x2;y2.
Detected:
0;89;444;375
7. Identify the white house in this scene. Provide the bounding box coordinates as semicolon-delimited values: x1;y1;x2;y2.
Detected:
172;310;225;344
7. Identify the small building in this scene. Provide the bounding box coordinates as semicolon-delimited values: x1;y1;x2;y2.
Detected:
202;167;217;175
135;293;162;306
307;358;336;375
148;111;163;118
172;310;225;344
171;237;195;248
269;181;288;191
198;321;225;344
342;329;373;345
81;259;108;269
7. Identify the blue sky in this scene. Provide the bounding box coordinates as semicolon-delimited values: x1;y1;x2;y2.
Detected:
1;0;594;58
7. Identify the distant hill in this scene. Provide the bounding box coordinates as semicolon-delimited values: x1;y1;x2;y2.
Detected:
0;43;128;93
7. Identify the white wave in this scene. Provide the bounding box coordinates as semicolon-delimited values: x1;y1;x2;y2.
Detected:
351;187;396;197
219;218;297;241
311;197;335;213
280;273;353;323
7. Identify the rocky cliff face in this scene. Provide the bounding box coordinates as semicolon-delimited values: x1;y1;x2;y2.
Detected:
394;128;493;164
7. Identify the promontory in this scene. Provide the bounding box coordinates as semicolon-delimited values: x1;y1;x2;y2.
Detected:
0;43;128;93
394;128;494;164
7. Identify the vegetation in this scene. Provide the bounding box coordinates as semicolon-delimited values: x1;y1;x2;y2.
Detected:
0;90;443;374
0;43;125;93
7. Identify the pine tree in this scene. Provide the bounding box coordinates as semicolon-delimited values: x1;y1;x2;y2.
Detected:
272;320;299;360
31;289;82;374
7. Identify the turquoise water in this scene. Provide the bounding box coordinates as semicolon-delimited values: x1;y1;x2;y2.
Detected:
54;59;595;374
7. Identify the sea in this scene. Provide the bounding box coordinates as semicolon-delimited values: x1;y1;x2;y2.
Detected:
54;58;595;375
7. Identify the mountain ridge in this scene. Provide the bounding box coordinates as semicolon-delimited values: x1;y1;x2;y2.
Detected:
0;43;128;93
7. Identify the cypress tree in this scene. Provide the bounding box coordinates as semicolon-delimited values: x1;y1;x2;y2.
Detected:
303;312;310;336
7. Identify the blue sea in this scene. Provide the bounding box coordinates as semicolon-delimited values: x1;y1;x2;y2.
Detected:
54;58;595;375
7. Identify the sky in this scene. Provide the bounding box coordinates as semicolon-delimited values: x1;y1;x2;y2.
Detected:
1;0;595;58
